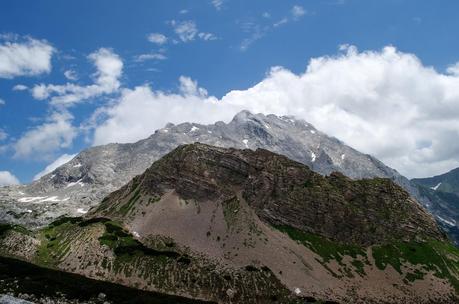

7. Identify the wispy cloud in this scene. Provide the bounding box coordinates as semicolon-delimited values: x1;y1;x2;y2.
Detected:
273;18;288;28
134;53;167;62
147;33;168;45
64;69;78;80
170;20;217;43
211;0;225;11
291;5;306;20
12;84;28;91
239;5;312;50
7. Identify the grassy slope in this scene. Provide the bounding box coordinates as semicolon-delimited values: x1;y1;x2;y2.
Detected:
275;224;459;293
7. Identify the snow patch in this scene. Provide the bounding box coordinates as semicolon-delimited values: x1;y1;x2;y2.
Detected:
77;208;88;214
18;196;47;203
310;152;316;162
26;209;32;213
18;196;68;203
437;215;456;227
133;231;140;238
341;154;346;160
431;182;442;191
294;288;301;295
73;164;82;168
242;139;249;148
66;179;85;188
310;130;316;134
190;126;199;132
207;130;212;134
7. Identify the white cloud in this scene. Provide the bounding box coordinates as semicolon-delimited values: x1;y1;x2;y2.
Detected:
0;98;4;106
170;20;216;43
171;20;198;42
33;153;76;181
13;84;28;91
31;48;123;106
198;32;217;41
64;69;78;80
0;129;7;141
13;111;76;159
91;45;459;178
134;53;167;62
179;9;189;14
262;12;271;18
0;171;19;186
0;37;54;79
147;33;167;45
211;0;225;10
273;18;289;28
291;5;306;20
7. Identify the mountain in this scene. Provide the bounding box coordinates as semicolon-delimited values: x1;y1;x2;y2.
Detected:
412;168;459;245
0;144;457;303
0;111;425;229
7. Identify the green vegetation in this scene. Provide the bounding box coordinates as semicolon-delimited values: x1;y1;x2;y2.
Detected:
222;196;240;228
98;221;183;260
275;225;368;277
0;223;30;237
36;218;79;266
119;187;142;215
372;240;459;292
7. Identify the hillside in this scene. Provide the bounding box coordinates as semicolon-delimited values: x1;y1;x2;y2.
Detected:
1;144;458;303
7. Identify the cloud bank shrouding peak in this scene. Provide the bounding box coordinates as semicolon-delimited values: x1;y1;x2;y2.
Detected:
31;48;123;106
92;45;459;178
0;36;54;79
0;171;19;186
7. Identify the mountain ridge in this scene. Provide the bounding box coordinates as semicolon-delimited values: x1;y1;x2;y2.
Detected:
0;143;457;303
0;111;428;230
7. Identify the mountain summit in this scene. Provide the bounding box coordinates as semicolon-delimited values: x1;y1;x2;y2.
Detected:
1;144;457;303
0;111;425;229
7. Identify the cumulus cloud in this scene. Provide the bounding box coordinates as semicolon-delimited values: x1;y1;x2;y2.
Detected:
33;153;76;181
91;45;459;178
31;48;123;106
13;111;76;159
0;37;54;78
147;33;167;45
0;98;4;106
0;171;19;186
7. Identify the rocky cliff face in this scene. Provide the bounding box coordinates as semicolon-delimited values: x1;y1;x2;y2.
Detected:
412;167;459;245
1;144;457;304
0;111;425;229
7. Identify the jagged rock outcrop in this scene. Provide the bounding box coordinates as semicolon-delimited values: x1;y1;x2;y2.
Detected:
1;144;457;304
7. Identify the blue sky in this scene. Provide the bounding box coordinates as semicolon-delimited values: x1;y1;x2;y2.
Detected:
1;0;459;184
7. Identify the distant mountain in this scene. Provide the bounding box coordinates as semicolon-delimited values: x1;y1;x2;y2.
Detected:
412;168;459;245
1;144;456;303
0;111;426;228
